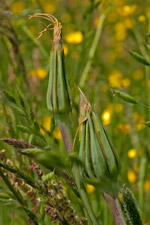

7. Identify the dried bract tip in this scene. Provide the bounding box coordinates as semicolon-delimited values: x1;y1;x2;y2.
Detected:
29;13;62;49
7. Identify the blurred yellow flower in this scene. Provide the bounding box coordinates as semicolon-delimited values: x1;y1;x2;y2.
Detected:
122;78;131;88
43;116;51;131
29;67;48;80
115;103;123;113
117;124;130;134
101;109;112;126
43;3;56;13
138;15;146;22
115;22;126;41
127;170;137;183
65;31;83;44
63;44;68;55
118;192;123;203
124;19;133;29
108;70;122;87
132;70;144;80
147;80;150;88
53;127;62;140
128;149;136;159
118;5;137;17
87;184;95;193
11;1;25;15
144;180;150;192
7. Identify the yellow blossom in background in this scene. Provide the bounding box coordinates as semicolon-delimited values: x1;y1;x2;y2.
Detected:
86;184;95;193
144;180;150;192
11;1;25;15
128;170;137;183
118;192;123;203
101;111;111;125
132;70;144;80
124;19;133;29
63;44;68;55
53;127;62;140
118;5;137;17
43;3;56;13
133;112;144;131
117;124;130;134
43;116;51;131
115;103;123;113
122;78;131;88
147;80;150;88
128;149;136;159
138;15;146;22
108;70;122;87
115;22;126;41
29;67;48;80
65;31;83;44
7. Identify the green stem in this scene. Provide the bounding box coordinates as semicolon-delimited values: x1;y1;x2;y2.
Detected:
0;167;39;225
79;14;106;88
103;193;126;225
138;157;147;208
55;113;100;225
72;164;100;225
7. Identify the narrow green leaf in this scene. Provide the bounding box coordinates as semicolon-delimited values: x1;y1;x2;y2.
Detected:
129;50;150;66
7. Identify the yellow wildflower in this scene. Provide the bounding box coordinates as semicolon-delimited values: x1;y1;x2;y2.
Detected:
132;70;144;80
147;80;150;88
124;19;133;29
117;124;130;134
115;22;126;41
53;127;62;140
36;67;48;80
86;184;95;193
138;15;146;22
65;31;83;44
11;1;25;15
128;149;136;159
43;3;56;14
108;70;122;87
144;180;150;192
29;68;48;80
118;192;123;203
127;170;137;183
118;5;137;17
122;78;131;88
43;116;51;131
63;44;68;56
102;111;111;125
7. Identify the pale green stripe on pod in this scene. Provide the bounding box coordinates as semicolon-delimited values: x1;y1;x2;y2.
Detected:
52;50;58;111
85;121;95;178
79;123;86;178
47;51;54;111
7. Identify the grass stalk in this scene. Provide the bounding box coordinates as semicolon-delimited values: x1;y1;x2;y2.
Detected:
79;14;106;88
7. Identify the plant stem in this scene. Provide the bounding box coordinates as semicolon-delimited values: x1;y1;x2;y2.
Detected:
55;113;100;225
79;14;106;88
103;193;126;225
72;164;100;225
55;114;73;154
0;167;39;225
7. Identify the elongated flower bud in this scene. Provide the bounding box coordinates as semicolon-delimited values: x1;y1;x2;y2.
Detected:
78;89;121;193
46;17;71;113
29;13;72;114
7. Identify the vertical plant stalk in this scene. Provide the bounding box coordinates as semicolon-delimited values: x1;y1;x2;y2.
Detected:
103;193;126;225
138;157;147;207
79;14;106;88
0;167;39;225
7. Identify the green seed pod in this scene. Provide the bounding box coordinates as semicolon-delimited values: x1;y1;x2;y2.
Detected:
29;13;72;114
78;90;121;193
128;50;150;66
111;88;138;104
